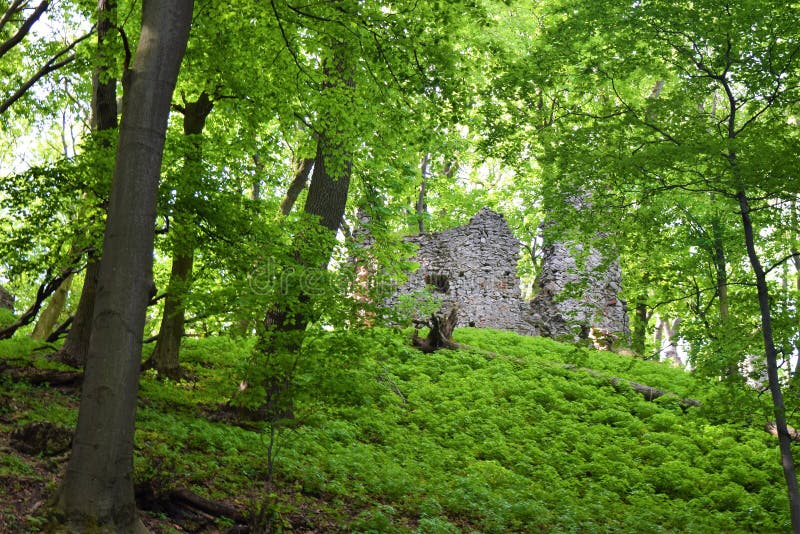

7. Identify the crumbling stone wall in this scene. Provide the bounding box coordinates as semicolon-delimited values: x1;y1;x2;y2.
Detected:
392;208;630;346
392;208;536;334
528;242;629;345
0;285;13;312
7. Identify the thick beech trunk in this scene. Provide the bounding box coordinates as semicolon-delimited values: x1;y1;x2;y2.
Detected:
53;1;192;531
146;92;212;378
737;189;800;532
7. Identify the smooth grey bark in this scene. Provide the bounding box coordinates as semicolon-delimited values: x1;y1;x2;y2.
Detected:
53;0;192;531
737;189;800;533
55;0;118;368
146;92;213;378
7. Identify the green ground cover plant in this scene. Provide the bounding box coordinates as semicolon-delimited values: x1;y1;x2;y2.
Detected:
0;328;790;532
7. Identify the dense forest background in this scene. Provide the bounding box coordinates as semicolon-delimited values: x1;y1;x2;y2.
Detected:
1;0;800;532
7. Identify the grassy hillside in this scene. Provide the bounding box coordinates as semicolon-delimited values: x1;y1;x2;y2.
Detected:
0;328;790;532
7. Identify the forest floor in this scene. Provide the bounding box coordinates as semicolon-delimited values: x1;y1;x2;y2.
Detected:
0;361;340;533
0;328;793;533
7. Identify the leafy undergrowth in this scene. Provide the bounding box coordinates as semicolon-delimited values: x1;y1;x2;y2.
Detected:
0;328;791;532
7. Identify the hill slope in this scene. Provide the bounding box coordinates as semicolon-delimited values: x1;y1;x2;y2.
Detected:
0;328;790;532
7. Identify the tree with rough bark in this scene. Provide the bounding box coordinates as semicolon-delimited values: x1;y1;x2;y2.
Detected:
237;0;486;419
145;91;212;378
51;0;192;530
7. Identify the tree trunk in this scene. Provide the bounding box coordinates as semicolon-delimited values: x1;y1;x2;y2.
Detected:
90;0;119;133
710;212;729;323
251;154;263;201
255;136;353;421
279;157;314;215
794;251;800;381
146;92;212;378
146;250;193;378
30;273;73;340
653;314;663;352
631;296;648;356
56;259;98;367
737;189;800;532
53;1;192;531
655;317;681;366
791;202;800;382
255;37;354;421
416;153;429;234
303;138;351;234
54;0;119;368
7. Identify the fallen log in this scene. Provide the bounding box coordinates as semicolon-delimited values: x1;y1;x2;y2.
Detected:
565;364;701;408
610;377;701;407
1;366;82;388
168;487;248;524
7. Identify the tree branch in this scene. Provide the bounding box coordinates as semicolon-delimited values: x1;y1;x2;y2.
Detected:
0;0;49;59
0;265;80;340
0;0;26;36
0;29;95;115
765;252;800;276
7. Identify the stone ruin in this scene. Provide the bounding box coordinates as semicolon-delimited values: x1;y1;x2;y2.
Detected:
391;208;535;334
528;241;629;347
0;284;13;312
392;208;630;347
